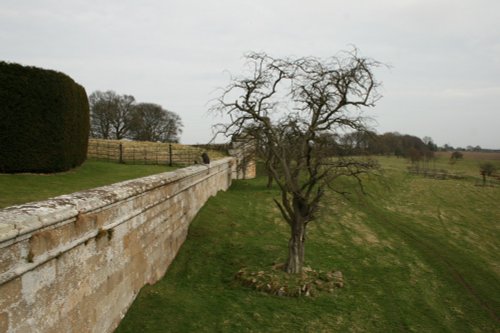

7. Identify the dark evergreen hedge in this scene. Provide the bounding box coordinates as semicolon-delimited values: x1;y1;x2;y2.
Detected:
0;62;90;173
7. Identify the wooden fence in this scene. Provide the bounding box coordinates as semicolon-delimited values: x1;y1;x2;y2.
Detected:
87;139;227;166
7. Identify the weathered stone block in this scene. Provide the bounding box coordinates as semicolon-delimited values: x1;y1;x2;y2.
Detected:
0;278;21;309
0;312;8;333
29;229;58;259
0;240;28;275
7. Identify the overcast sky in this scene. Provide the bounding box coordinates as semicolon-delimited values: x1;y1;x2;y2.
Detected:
1;0;499;148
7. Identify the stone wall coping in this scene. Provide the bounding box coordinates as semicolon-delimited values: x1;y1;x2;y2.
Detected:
0;157;233;244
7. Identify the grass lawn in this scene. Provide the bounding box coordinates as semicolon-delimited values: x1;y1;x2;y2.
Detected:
0;160;177;209
115;156;499;332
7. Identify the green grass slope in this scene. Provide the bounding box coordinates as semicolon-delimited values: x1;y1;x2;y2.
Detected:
116;157;499;332
0;160;177;208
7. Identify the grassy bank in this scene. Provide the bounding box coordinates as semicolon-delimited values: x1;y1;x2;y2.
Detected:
116;156;499;332
0;160;177;209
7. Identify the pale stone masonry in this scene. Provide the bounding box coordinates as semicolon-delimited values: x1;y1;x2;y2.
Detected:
0;157;255;333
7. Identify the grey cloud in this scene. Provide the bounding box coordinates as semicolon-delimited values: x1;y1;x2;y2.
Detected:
1;0;499;147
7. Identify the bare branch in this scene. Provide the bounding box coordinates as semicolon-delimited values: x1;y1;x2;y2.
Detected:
210;49;383;274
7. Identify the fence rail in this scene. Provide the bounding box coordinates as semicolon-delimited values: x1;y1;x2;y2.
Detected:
87;139;226;166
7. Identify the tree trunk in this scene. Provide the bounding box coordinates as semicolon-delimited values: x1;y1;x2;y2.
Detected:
266;174;273;188
285;225;305;274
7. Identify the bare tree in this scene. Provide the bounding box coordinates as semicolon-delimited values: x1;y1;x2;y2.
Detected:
113;94;135;139
479;162;496;186
130;103;183;142
212;50;381;274
450;151;463;162
161;110;183;143
89;91;135;140
89;90;118;139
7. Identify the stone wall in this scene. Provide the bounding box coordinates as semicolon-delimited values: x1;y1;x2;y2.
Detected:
0;157;243;333
229;139;256;180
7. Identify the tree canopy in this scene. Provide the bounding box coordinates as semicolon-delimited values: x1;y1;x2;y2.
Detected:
479;162;496;185
89;91;134;140
89;90;182;143
129;103;183;143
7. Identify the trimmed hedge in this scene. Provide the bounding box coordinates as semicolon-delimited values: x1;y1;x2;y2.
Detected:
0;62;89;173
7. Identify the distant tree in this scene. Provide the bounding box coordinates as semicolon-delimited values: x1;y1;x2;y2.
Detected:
423;136;438;152
340;130;379;155
408;147;423;164
376;132;430;158
130;103;183;142
89;91;118;139
90;91;181;142
401;135;428;156
213;50;381;274
362;131;384;155
442;143;454;151
381;133;404;156
449;151;463;166
335;131;438;159
340;131;364;153
450;151;463;160
89;91;135;140
422;136;432;147
479;162;496;186
114;94;135;139
394;147;403;158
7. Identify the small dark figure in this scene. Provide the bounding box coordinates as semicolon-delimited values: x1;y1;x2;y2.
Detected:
201;152;210;164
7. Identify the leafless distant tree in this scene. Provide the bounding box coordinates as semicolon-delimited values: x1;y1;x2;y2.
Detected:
451;151;463;160
90;91;182;143
89;91;117;139
114;94;135;139
130;103;183;143
449;151;463;165
89;91;135;140
212;50;382;274
479;162;496;186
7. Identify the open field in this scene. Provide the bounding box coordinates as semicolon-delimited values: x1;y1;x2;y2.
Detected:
382;153;500;182
435;151;500;161
0;161;177;209
116;156;500;332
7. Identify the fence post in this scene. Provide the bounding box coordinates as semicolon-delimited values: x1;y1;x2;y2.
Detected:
119;143;124;164
169;144;173;166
